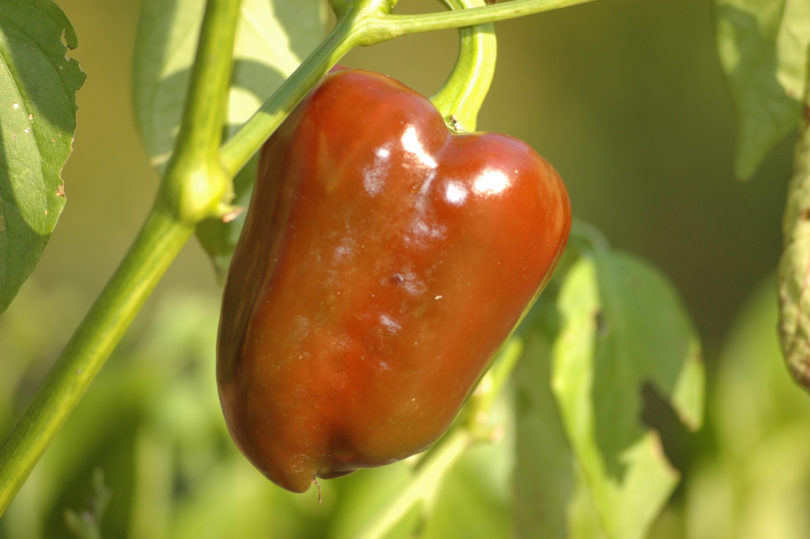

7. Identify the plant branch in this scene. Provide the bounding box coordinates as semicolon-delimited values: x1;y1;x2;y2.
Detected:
173;0;241;161
360;0;596;43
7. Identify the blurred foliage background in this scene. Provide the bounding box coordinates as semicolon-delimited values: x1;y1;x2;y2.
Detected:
1;0;806;537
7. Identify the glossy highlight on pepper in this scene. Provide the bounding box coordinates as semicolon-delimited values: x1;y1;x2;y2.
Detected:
216;68;571;493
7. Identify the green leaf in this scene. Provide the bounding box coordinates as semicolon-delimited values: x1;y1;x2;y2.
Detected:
551;249;704;539
0;0;85;314
715;0;810;179
512;306;579;539
132;0;327;279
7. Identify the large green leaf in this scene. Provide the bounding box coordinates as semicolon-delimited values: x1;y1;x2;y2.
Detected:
715;0;810;179
0;0;85;314
551;248;704;539
132;0;327;279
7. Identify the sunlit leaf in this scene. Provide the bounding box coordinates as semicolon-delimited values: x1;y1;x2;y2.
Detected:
551;249;704;539
715;0;810;179
132;0;327;279
0;0;85;313
512;305;580;539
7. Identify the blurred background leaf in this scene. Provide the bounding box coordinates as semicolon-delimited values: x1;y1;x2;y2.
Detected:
64;468;110;539
714;0;810;179
0;0;86;314
682;278;810;539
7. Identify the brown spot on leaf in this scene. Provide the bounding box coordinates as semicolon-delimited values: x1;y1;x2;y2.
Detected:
595;309;609;337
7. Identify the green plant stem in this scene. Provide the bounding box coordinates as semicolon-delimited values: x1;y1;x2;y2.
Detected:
174;0;241;161
163;0;242;223
221;0;595;177
431;0;497;131
0;211;193;515
0;0;243;515
360;0;596;42
359;429;474;539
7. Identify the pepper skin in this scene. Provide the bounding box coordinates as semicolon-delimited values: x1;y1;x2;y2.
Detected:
217;68;571;493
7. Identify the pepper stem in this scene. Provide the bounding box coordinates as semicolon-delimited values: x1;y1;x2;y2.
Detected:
430;0;497;132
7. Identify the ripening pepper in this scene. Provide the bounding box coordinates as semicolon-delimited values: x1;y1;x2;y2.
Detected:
216;68;571;493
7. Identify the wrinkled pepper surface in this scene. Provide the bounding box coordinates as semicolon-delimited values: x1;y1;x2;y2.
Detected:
217;68;571;493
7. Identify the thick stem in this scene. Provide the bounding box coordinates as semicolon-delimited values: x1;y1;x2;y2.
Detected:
173;0;241;161
162;0;242;224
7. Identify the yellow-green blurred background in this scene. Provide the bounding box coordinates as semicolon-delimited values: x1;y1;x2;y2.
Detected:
2;0;808;537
